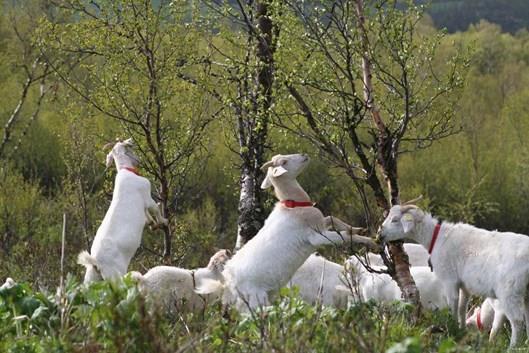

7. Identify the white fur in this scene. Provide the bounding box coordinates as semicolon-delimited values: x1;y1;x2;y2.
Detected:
78;139;167;283
197;154;376;312
466;298;506;340
288;253;348;308
0;277;16;290
380;204;529;347
343;257;447;309
367;243;429;267
130;249;230;313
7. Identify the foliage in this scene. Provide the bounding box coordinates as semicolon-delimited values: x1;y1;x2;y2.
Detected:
0;280;513;352
2;1;529;351
423;0;529;34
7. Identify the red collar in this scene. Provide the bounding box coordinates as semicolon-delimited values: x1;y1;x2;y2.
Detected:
121;167;140;176
428;222;442;254
281;200;314;208
476;308;484;331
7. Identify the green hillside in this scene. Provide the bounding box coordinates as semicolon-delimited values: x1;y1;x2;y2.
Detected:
422;0;529;33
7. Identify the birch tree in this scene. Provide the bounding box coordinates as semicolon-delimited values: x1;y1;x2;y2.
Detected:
277;0;467;305
38;0;215;260
198;0;280;249
0;0;56;160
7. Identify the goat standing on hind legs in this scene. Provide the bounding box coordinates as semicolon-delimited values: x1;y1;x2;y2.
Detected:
78;138;168;284
197;153;377;312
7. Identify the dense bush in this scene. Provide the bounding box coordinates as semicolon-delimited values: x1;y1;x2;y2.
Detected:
0;278;513;353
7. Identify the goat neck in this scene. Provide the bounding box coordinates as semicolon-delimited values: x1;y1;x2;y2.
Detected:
271;177;311;203
408;213;442;251
113;155;139;173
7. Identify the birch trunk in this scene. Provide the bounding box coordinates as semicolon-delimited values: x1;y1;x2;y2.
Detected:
234;0;275;249
353;0;420;306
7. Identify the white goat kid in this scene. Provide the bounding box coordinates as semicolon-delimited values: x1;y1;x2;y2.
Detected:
130;249;230;313
288;253;348;308
78;138;167;283
466;298;506;340
198;154;376;312
343;257;447;309
379;204;529;348
366;243;429;267
0;277;16;290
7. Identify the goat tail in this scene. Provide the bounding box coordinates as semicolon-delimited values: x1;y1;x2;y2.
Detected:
195;278;224;295
77;251;99;268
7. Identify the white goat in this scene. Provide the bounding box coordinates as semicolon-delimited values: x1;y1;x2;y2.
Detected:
343;257;447;310
380;204;529;347
78;138;167;284
288;253;348;308
130;249;230;313
367;243;429;267
466;298;506;340
0;277;16;290
198;154;376;312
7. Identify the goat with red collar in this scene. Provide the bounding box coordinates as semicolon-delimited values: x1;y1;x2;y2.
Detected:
129;249;231;314
379;204;529;348
197;153;376;312
466;297;506;340
78;138;168;284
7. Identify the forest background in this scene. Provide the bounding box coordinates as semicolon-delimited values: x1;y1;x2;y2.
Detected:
2;0;529;290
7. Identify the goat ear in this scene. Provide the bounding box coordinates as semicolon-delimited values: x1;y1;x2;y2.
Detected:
123;138;134;146
400;213;415;233
261;173;273;189
106;151;114;168
272;165;287;177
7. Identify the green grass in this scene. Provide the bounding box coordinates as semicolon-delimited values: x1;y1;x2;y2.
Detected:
0;276;520;353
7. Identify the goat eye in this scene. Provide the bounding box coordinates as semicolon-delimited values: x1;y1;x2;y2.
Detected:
391;217;399;223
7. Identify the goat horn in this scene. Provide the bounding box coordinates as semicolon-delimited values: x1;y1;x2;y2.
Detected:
399;205;418;213
260;160;274;171
402;195;423;206
102;142;114;150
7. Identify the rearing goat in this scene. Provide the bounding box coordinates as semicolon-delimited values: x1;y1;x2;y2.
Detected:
198;153;377;311
78;138;167;284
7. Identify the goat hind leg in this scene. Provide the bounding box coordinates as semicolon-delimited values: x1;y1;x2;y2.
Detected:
458;288;469;329
502;297;525;347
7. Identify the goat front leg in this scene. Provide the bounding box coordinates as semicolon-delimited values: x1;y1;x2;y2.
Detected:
445;283;461;327
324;217;371;238
324;216;352;232
489;311;505;341
309;229;377;251
145;209;156;225
146;199;168;227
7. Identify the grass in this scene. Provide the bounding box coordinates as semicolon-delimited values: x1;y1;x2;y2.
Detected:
0;276;522;353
